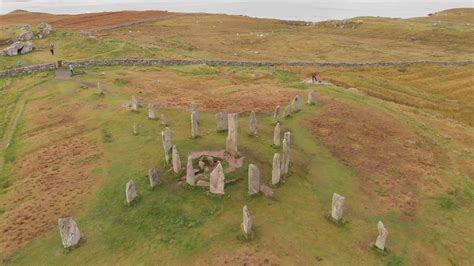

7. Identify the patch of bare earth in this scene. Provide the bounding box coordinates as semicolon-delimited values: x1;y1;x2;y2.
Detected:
307;99;450;217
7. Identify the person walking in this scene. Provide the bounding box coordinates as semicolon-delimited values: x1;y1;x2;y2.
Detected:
69;64;74;75
311;72;318;83
50;43;55;55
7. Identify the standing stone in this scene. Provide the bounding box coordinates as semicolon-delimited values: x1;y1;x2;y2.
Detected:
272;153;281;185
216;112;228;132
273;122;281;146
331;193;345;221
307;90;315;105
291;95;301;112
249;111;257;136
283;105;291;118
226;113;238;156
131;96;138;112
191;102;199;124
148;167;158;188
160;113;168;126
148;103;157;119
209;162;225;194
281;132;291;175
172;145;181;174
191;110;199;138
58;217;81;249
248;164;260;195
126;180;137;205
132;124;138;136
272;105;280;125
242;205;253;237
198;160;205;171
97;82;104;95
284;131;291;147
186;156;196;186
161;127;172;165
375;221;389;250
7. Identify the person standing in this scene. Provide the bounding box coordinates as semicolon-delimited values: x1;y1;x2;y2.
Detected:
69;64;74;75
311;72;318;83
50;43;55;55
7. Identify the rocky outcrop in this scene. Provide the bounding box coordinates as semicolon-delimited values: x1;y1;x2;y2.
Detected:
1;41;34;56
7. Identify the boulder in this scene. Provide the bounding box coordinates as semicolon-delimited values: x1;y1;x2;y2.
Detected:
18;30;34;41
19;41;34;54
37;23;53;38
2;41;24;56
58;217;81;249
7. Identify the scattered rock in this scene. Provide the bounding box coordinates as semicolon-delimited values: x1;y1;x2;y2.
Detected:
58;217;81;249
196;180;210;187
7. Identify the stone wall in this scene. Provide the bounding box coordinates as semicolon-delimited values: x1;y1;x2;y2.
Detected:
1;59;472;78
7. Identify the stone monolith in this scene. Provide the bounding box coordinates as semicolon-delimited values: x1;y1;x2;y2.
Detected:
375;221;388;250
273;122;281;146
242;205;252;237
216;112;228;132
148;103;157;119
186;156;196;186
161;127;172;165
58;217;81;249
307;90;315;105
331;192;345;221
226;113;238;156
191;110;199;138
126;180;137;205
272;153;281;185
249;111;257;136
248;164;260;195
272;105;280;124
209;162;225;194
172;145;181;174
149;167;158;188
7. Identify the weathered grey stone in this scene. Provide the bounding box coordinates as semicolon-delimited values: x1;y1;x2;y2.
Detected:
132;124;138;135
58;217;81;249
307;90;315;105
248;164;260;195
186;156;196;186
249;111;257;136
191;110;199;138
331;192;345;221
97;82;104;95
37;23;52;38
272;153;281;185
191;102;199;124
281;132;291;175
291;95;301;112
198;160;205;170
283;105;291;118
172;145;181;174
148;167;158;188
375;221;388;250
272;105;280;125
242;205;252;236
19;41;34;54
19;30;34;41
2;41;24;56
226;113;238;156
160;113;168;126
207;156;214;165
148;103;156;119
273;122;281;146
126;180;137;205
284;131;291;147
196;180;210;187
209;162;225;194
216;112;228;132
131;96;138;112
161;127;172;165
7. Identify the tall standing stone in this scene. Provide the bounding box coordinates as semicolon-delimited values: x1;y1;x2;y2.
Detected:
273;122;281;146
272;153;281;185
226;113;238;156
126;180;137;205
210;162;225;194
186;156;196;186
172;145;181;174
281;132;291;175
148;167;158;188
283;105;291;118
291;95;301;112
161;127;172;165
242;205;253;237
248;164;260;195
191;110;199;138
58;217;81;249
307;90;315;105
191;102;199;124
249;111;257;136
216;112;228;132
131;96;138;112
375;221;388;250
148;103;157;119
160;113;168;126
272;105;280;125
331;193;345;221
97;82;104;95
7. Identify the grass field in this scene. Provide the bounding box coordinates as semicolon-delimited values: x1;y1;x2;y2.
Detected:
0;8;473;266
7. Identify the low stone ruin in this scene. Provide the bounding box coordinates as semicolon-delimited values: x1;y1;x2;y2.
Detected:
331;193;345;221
272;153;281;185
248;164;260;195
249;111;257;136
126;180;137;205
209;162;225;194
241;205;253;237
148;167;158;188
375;221;388;250
58;217;81;249
216;112;228;132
